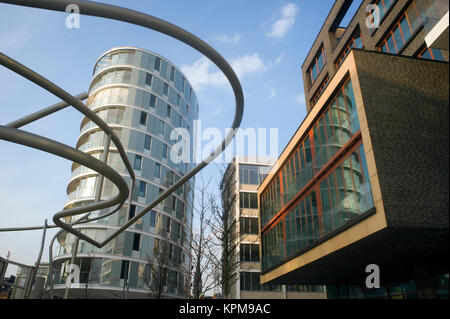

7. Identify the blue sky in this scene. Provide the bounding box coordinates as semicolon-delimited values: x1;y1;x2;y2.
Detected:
0;0;336;268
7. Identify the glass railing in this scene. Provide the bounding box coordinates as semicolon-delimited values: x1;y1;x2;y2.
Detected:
420;0;449;33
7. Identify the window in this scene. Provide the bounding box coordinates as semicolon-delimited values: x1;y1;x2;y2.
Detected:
139;111;147;125
129;204;136;220
335;30;364;68
132;233;141;251
176;94;181;106
159;120;165;134
144;135;151;150
166;104;172;117
170;67;175;82
240;244;260;262
369;0;397;33
134;154;142;171
378;0;429;54
155;162;161;178
150;210;156;227
240;272;261;291
417;46;445;61
163;83;169;96
240;192;258;209
154;57;161;72
139;181;146;197
307;46;326;86
120;260;129;280
239;164;268;185
149;94;157;108
145;73;152;86
311;75;330;106
162;144;168;159
240;217;259;235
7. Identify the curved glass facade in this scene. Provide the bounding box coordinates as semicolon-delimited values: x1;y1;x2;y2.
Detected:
260;78;374;273
54;47;198;298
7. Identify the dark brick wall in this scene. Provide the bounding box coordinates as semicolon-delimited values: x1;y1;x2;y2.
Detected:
353;50;449;229
302;0;450;113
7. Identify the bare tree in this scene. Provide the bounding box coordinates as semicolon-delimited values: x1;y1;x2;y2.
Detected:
144;219;171;299
190;175;218;298
207;165;240;299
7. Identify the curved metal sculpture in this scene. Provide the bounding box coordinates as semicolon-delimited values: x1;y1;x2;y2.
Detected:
0;0;244;295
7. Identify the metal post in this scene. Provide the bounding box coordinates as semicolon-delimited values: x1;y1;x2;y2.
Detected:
24;219;48;299
63;236;80;299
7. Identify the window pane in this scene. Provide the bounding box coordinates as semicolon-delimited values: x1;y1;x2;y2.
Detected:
149;94;157;108
139;181;146;197
406;4;420;32
144;135;151;150
145;73;152;86
155;163;161;178
134;155;142;170
317;51;324;70
399;17;412;43
139;111;147;125
133;233;140;251
386;35;397;53
393;27;404;50
154;57;161;71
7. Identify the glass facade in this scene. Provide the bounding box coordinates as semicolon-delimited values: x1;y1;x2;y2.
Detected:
311;74;330;106
417;46;445;61
260;78;374;272
239;164;271;185
307;46;326;86
54;47;199;298
335;29;364;68
378;0;436;54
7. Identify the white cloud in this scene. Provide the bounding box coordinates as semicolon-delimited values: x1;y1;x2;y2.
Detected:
266;3;299;38
216;33;241;45
295;93;305;105
269;86;277;99
181;53;279;91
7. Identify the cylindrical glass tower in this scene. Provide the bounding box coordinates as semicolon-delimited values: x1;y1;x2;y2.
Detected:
52;47;198;298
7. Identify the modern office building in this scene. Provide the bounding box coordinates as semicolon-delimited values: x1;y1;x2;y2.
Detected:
52;47;198;298
221;157;326;299
259;0;448;299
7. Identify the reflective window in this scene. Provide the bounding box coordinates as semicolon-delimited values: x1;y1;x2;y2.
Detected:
144;135;151;150
240;244;260;262
239;164;271;185
145;73;152;86
149;94;157;108
134;154;142;171
240;217;259;235
261;78;359;228
155;162;161;178
335;30;364;68
139;111;147;125
239;192;258;209
139;181;146;197
307;46;326;85
378;0;433;54
154;57;161;72
240;272;261;291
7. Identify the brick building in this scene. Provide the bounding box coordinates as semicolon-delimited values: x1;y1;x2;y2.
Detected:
258;0;448;299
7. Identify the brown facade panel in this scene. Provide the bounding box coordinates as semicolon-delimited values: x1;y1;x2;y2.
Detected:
353;50;449;229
